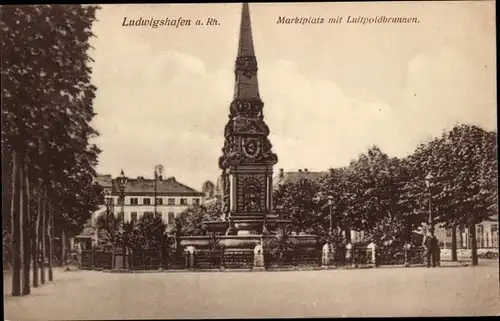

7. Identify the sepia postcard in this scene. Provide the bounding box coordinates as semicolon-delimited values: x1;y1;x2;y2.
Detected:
2;1;498;319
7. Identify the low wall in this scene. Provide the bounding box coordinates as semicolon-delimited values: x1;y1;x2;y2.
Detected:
440;248;498;260
179;234;318;251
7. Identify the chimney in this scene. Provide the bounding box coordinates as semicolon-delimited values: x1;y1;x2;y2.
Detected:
279;168;284;178
304;168;308;172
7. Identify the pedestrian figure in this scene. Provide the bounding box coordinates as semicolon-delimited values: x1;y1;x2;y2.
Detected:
424;227;439;268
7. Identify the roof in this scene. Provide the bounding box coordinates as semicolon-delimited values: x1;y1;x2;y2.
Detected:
75;226;95;238
95;175;112;188
109;176;203;196
273;169;328;188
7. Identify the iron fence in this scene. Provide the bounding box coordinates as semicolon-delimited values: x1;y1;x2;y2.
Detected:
293;250;322;267
81;250;94;269
93;250;113;270
165;250;188;269
195;250;224;269
77;245;431;271
223;251;254;269
131;249;162;270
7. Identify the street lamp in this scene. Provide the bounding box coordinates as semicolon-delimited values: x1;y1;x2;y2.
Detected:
116;169;128;218
424;172;434;232
104;197;115;230
327;196;334;236
154;165;164;218
116;169;128;268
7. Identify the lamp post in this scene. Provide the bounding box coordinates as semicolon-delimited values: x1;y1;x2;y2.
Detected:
154;165;164;218
327;196;334;236
424;172;434;233
154;164;164;271
404;242;411;267
104;197;115;232
116;169;128;268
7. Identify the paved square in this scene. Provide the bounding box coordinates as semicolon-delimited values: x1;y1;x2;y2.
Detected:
4;264;500;319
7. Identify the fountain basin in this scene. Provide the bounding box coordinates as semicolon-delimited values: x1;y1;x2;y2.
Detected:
202;221;229;233
179;234;319;251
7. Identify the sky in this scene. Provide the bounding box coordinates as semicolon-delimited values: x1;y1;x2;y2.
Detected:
89;2;496;191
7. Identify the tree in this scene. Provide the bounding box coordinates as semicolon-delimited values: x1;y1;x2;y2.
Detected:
1;5;100;294
263;226;298;264
176;200;223;236
405;125;497;265
435;125;497;265
273;178;322;235
132;213;167;250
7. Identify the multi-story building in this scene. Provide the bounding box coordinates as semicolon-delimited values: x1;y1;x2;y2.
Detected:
94;173;204;228
435;217;498;250
72;173;204;249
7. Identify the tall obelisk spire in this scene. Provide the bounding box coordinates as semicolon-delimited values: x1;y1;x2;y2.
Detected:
233;2;260;100
237;2;255;57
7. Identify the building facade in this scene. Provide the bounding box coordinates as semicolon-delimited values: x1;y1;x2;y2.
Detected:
95;173;204;228
434;218;498;250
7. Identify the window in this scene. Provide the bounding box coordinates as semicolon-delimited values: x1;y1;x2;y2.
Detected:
156;198;163;205
156;212;163;220
168;198;175;205
168;212;175;224
143;198;151;205
180;198;188;205
117;211;124;222
192;198;200;206
492;224;498;233
143;211;154;219
130;198;138;205
131;212;138;222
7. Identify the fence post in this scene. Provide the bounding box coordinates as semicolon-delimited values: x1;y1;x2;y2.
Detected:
253;244;265;271
345;243;353;268
322;243;333;269
184;246;195;270
404;243;411;267
367;242;376;268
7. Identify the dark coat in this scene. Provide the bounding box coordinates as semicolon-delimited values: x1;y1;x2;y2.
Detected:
424;236;439;253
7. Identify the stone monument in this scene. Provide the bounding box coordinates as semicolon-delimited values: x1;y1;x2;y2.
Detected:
180;3;317;254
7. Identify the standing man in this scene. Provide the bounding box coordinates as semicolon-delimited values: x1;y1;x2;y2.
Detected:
424;227;439;268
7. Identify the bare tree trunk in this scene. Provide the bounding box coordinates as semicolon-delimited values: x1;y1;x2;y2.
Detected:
459;225;464;249
11;151;22;296
469;223;478;266
32;186;41;288
451;225;457;261
40;192;46;285
22;163;31;295
48;200;54;281
344;228;351;244
61;229;66;267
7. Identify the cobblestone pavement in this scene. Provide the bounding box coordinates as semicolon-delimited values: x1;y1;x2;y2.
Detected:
4;263;500;320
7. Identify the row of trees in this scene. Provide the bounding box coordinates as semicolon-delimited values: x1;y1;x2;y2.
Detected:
2;5;103;296
273;124;497;265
